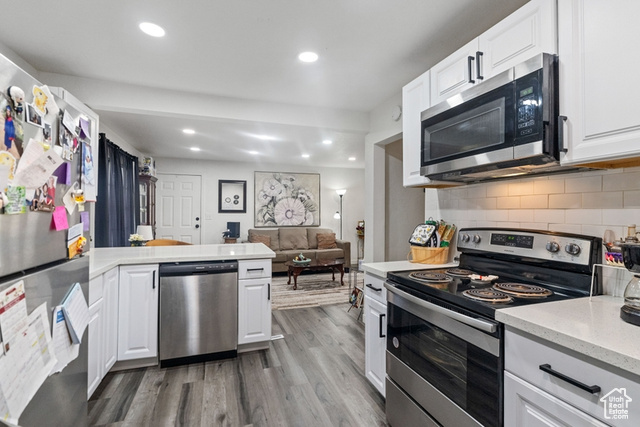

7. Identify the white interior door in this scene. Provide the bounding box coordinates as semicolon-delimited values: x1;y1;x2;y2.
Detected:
156;174;202;244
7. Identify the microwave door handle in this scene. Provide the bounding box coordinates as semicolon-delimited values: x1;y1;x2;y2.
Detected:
467;56;476;84
476;51;483;81
558;115;568;153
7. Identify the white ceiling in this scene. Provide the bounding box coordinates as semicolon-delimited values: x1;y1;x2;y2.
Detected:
0;0;527;168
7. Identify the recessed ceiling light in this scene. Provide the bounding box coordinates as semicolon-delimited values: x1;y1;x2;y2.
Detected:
139;22;165;38
249;150;259;155
298;51;318;63
183;128;195;135
301;154;310;158
322;139;332;145
190;147;201;152
348;157;356;161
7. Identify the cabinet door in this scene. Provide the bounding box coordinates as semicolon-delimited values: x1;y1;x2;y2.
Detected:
505;372;608;427
559;0;640;165
118;265;159;361
238;278;271;344
479;0;557;78
402;70;433;187
102;267;119;372
364;295;386;396
87;299;103;399
430;39;479;105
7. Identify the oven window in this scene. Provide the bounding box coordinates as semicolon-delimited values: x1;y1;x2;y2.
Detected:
387;302;501;427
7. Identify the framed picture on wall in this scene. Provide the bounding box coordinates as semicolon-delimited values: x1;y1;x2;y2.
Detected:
254;171;320;227
218;180;247;213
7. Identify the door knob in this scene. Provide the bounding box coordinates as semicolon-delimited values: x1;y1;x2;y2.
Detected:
195;217;200;221
195;224;200;229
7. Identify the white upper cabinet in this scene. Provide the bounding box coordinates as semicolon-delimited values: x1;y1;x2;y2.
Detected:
559;0;640;166
402;70;432;187
430;0;556;106
479;0;557;78
430;39;479;106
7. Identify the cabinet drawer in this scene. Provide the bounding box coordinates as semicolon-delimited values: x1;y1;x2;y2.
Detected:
238;259;271;279
363;273;386;305
506;328;640;423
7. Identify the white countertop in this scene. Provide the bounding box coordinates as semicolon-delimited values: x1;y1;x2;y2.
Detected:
496;295;640;377
360;260;458;278
89;243;275;279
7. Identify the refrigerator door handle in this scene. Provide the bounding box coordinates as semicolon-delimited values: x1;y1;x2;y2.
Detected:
153;270;156;289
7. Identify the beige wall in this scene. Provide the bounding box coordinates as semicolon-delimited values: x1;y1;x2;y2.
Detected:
425;167;640;295
385;140;424;261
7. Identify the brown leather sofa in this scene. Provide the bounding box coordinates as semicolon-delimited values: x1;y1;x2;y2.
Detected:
248;227;351;273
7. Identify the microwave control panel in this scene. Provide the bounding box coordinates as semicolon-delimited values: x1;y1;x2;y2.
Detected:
514;70;543;141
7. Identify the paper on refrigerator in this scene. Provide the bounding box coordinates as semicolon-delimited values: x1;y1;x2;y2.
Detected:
61;283;89;344
0;281;28;354
50;306;79;374
0;303;57;424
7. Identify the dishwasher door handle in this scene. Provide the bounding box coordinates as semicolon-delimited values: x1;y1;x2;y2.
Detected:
153;271;156;289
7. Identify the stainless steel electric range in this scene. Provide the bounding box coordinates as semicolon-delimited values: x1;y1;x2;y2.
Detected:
384;228;602;427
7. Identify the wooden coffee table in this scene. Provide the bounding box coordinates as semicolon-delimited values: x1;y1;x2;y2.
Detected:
285;259;345;290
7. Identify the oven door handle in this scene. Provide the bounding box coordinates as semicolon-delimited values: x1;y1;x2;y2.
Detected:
385;283;497;333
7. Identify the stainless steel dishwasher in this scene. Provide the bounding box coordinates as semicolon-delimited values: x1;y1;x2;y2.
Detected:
159;260;238;368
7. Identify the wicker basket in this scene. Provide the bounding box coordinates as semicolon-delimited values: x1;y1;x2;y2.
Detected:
408;246;449;264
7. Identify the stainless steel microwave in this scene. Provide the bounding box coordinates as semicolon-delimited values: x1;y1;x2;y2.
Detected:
420;53;585;183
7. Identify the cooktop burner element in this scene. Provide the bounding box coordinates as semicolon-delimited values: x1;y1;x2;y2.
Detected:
493;282;553;298
462;288;514;304
445;268;476;277
409;271;451;283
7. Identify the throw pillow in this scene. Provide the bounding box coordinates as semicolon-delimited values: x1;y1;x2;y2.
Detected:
317;233;337;249
250;234;271;247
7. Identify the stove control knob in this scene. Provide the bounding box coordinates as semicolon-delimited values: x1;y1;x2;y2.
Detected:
565;243;581;256
472;234;482;244
545;241;560;253
460;233;470;243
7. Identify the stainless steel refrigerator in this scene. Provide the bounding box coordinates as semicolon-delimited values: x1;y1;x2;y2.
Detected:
0;53;91;426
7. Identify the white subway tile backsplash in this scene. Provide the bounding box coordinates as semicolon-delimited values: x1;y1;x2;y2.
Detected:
466;184;486;199
508;209;534;222
520;194;548;209
486;210;509;222
603;172;640;191
519;222;549;230
582;191;623;209
549;193;581;209
497;196;520;209
602;209;640;227
486;182;509;197
534;209;565;223
508;180;534;196
549;223;582;234
479;198;497;210
566;209;602;225
624;190;640;207
533;178;565;195
565;175;602;193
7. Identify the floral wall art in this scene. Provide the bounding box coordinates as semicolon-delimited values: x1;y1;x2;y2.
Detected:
254;172;320;227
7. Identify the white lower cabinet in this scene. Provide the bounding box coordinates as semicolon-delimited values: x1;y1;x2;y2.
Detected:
118;264;159;361
505;328;640;426
364;272;387;396
238;259;272;346
364;295;386;396
88;266;119;399
87;297;103;398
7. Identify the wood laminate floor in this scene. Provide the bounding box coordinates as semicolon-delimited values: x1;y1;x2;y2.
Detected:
88;303;387;427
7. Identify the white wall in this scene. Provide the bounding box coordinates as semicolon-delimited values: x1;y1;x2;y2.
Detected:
99;123;145;160
155;157;364;263
424;167;640;296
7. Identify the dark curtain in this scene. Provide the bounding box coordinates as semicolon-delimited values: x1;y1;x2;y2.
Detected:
95;133;140;247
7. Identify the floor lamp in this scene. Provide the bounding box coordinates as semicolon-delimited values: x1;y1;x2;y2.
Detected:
335;189;346;239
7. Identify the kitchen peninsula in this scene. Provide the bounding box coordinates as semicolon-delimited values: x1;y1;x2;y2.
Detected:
87;242;275;398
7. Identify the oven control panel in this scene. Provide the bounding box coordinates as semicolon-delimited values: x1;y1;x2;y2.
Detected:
457;228;593;265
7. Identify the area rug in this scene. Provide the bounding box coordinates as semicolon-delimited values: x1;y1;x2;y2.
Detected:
271;271;364;310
